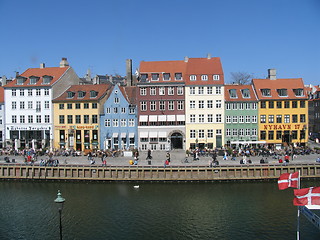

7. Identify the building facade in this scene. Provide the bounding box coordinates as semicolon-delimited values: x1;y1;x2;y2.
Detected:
53;84;112;151
100;85;137;150
252;69;309;148
137;59;186;151
185;56;225;150
0;87;4;148
224;84;260;148
4;58;79;150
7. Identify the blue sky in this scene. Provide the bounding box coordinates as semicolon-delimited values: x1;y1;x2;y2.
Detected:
0;0;319;85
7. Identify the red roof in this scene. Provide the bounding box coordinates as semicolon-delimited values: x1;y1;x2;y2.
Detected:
53;84;112;102
5;67;69;88
0;87;4;103
252;78;308;100
119;86;137;105
224;84;257;102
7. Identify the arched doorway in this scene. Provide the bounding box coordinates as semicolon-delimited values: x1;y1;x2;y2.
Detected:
170;132;183;149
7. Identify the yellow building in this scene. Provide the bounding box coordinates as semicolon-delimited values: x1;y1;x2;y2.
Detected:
253;70;308;148
52;84;111;152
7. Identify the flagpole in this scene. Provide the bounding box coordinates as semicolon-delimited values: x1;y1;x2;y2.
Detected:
297;170;301;240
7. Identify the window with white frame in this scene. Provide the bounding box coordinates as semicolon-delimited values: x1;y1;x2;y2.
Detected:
226;116;231;123
260;115;266;123
201;75;208;81
216;100;222;108
45;115;50;123
241;89;250;98
113;119;118;127
114;97;120;104
168;101;174;110
45;101;49;109
198;87;204;95
213;75;220;80
239;129;244;136
128;119;135;127
232;103;237;110
28;101;32;109
121;108;126;114
177;86;183;95
190;75;196;81
20;101;25;109
28;89;32;96
245;129;251;136
151;73;159;81
245;103;250;110
216;129;222;135
150;101;156;111
239;116;244;123
140;87;146;96
113;107;118;114
252;116;257;123
141;101;147;111
12;101;17;110
216;114;222;123
208;114;213;123
232;116;238;123
199;114;204;123
12;89;16;96
20;89;24;96
261;89;271;97
199;100;204;109
252;129;257;136
226;103;231;110
226;129;231;136
252;103;257;109
168;87;174;95
190;114;195;123
36;115;41;123
245;116;250;123
190;130;196;138
207;100;213;108
44;89;49;96
106;108;111;114
198;129;205;138
105;119;111;127
229;89;237;98
232;129;238;136
28;115;33;123
216;86;222;94
20;115;25;123
121;119;126;127
207;86;213;94
163;73;170;81
190;100;195;109
268;115;274;123
239;103;244;110
177;100;184;110
150;87;156;95
190;87;195;95
207;129;213;138
284;114;290;123
12;115;17;123
159;101;165;111
36;89;41;96
175;73;182;80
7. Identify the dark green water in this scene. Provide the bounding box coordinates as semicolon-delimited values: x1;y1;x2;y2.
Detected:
0;180;319;240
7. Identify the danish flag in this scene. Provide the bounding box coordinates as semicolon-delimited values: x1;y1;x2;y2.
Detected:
293;187;320;206
278;172;299;190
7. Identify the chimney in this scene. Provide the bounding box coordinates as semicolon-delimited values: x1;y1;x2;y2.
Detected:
126;59;133;86
16;72;19;77
268;69;276;80
1;75;7;86
207;53;212;59
60;57;69;68
184;56;189;62
40;63;45;69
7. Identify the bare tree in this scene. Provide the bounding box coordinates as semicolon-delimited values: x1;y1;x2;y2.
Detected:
230;72;253;85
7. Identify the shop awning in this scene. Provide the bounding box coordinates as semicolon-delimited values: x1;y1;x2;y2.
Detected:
177;115;185;121
129;132;135;138
149;132;158;138
121;133;126;138
140;132;148;138
230;140;266;145
158;132;167;137
149;115;158;122
139;115;148;122
158;115;167;121
112;132;119;138
167;115;176;121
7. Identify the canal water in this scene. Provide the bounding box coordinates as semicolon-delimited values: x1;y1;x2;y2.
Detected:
0;180;320;240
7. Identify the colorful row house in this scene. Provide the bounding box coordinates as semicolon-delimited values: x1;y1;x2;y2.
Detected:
52;84;112;151
224;84;259;147
252;69;309;148
100;84;137;150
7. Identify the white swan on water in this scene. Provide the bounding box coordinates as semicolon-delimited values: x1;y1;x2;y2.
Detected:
134;185;139;189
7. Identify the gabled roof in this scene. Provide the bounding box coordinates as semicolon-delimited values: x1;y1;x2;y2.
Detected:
53;84;112;102
252;78;308;100
224;84;257;102
5;67;69;88
119;86;137;105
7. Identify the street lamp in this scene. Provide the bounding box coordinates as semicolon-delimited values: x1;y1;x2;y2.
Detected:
54;190;65;240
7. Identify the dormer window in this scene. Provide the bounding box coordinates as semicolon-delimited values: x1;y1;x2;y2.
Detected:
175;73;182;80
213;75;220;80
229;89;238;98
140;74;148;82
29;76;39;85
78;91;85;98
90;90;98;98
293;88;304;97
190;75;196;81
163;73;170;81
261;89;271;97
277;89;288;97
241;89;250;98
16;76;27;85
67;91;75;99
201;75;208;81
151;73;159;81
42;75;53;84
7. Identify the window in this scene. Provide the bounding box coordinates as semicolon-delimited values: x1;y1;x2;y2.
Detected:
276;131;282;140
190;114;195;123
128;119;135;127
28;101;32;109
28;89;32;96
168;101;174;110
163;73;170;81
12;101;17;110
45;115;50;123
159;101;165;111
207;100;213;108
232;103;237;110
300;101;305;108
150;101;156;111
260;101;266;108
190;130;196;138
245;129;251;136
67;115;73;124
92;115;98;124
260;115;266;123
43;76;52;84
177;86;183;95
151;73;159;81
229;89;237;98
140;87;146;96
226;129;231;136
201;75;208;81
20;101;25;109
226;103;231;110
276;101;282;108
216;100;221;108
207;129;213;138
284;115;290;123
199;114;204;123
140;74;148;82
208;114;213;123
268;115;274;123
36;115;41;123
114;97;119;104
252;129;257;136
239;129;244;136
245;116;251;123
141;101;147;111
20;89;24;96
268;131;274;140
104;119;110;127
239;103;244;110
76;115;81;124
293;88;304;97
44;89;49;96
67;91;74;98
300;114;306;123
292;101;298;108
159;87;165;95
59;104;64;109
199;100;204;108
90;91;98;98
113;107;118;113
207;86;213;94
175;73;182;80
232;116;238;123
226;116;231;123
92;103;97;109
113;119;118;127
252;116;257;123
189;87;195;95
12;89;16;96
84;103;89;109
241;89;250;98
190;75;196;81
168;87;174;95
106;108;110;114
261;89;271;97
232;129;238;136
252;103;257;109
276;115;282;123
239;116;244;123
20;115;25;123
76;103;81;109
150;87;156;95
12;115;17;123
59;115;65;124
198;87;204;95
177;101;184;110
216;86;221;94
67;103;72;109
121;107;126;114
213;75;220;80
292;115;298;123
83;115;89;124
284;101;290;108
36;89;41;96
45;101;50;109
268;101;274;108
216;114;222;123
260;131;266;140
120;119;126;127
277;89;288;97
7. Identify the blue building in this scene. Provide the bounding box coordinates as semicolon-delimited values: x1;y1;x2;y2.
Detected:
100;85;137;150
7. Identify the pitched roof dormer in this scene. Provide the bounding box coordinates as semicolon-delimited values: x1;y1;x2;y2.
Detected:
90;90;98;98
29;75;40;85
78;90;85;98
42;75;53;84
229;89;238;98
16;76;27;85
67;91;75;99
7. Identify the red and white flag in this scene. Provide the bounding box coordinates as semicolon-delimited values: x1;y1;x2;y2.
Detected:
293;187;320;206
278;172;299;190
